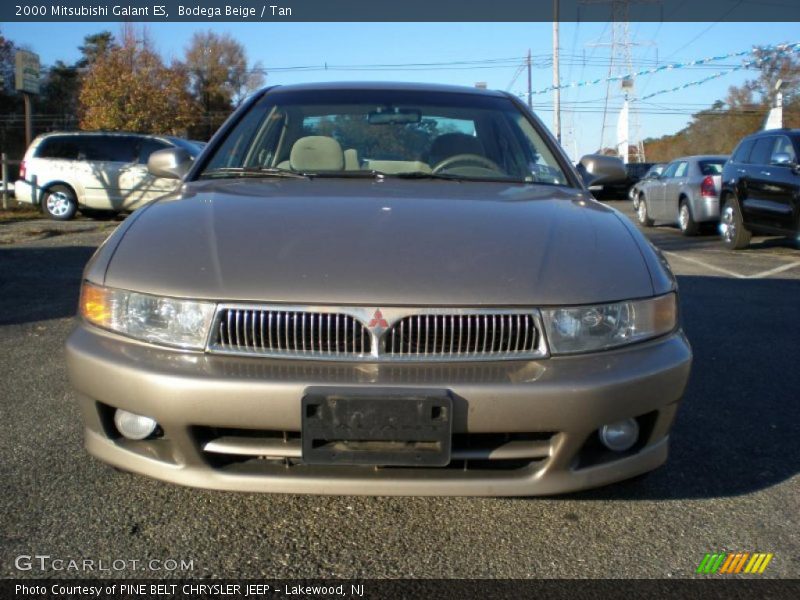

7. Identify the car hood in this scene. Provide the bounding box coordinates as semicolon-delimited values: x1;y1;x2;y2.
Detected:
102;179;656;306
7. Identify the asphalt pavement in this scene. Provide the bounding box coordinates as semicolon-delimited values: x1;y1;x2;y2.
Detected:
1;202;798;579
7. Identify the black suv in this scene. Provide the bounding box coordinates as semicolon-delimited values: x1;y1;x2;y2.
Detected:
720;129;800;249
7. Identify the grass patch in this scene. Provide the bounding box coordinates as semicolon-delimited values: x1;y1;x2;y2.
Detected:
0;206;41;224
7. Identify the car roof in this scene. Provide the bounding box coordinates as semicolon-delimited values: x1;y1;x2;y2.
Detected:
672;155;729;161
742;128;800;140
265;81;509;98
33;131;195;146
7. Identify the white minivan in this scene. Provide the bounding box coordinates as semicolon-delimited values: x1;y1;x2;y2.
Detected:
15;132;204;220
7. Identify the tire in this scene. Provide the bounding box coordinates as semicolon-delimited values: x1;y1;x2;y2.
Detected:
720;196;751;250
631;189;640;210
637;195;654;227
678;199;699;236
42;185;78;221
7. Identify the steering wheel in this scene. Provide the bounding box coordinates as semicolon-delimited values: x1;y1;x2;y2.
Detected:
432;153;503;174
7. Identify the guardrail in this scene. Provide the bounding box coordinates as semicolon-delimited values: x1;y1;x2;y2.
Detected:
1;153;21;210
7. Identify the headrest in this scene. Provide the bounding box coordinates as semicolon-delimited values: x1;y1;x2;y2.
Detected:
290;136;344;171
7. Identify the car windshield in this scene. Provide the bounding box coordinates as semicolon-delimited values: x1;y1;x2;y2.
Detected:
199;88;570;185
699;160;725;175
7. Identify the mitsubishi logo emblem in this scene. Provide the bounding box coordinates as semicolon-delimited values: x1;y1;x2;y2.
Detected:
368;309;389;329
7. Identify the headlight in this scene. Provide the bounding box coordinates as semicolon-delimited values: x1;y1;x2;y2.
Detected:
80;282;216;349
541;293;677;355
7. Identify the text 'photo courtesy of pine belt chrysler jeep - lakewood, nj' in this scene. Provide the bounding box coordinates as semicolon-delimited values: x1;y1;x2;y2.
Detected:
65;82;692;496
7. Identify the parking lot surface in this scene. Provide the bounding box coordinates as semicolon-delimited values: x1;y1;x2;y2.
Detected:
1;201;798;579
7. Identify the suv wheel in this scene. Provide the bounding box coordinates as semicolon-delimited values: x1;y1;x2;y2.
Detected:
720;196;751;250
637;196;654;227
43;185;78;221
678;200;699;236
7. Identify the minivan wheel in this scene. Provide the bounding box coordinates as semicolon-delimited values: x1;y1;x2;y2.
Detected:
43;185;78;221
678;200;699;236
720;196;751;250
637;196;654;227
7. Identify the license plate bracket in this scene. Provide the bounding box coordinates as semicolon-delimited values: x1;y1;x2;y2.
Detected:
302;387;452;467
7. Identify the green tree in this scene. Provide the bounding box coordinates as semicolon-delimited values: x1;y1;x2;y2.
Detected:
77;31;117;68
644;46;800;162
79;26;197;134
183;30;264;138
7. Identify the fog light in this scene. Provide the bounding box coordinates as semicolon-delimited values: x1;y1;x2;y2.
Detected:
114;409;158;440
598;418;639;452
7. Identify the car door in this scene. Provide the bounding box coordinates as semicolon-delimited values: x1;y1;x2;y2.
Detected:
662;160;688;223
760;135;800;233
118;137;178;209
79;135;139;210
741;135;782;231
649;161;679;219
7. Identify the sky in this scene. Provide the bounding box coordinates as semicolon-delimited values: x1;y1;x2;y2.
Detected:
3;21;798;159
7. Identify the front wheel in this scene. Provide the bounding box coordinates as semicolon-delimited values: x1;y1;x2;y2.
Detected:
42;185;78;221
720;196;751;250
678;200;699;236
637;196;654;227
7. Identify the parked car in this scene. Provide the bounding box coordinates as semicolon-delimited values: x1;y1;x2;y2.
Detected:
14;132;204;220
66;82;691;496
630;163;666;208
635;155;728;235
719;129;800;250
589;161;659;200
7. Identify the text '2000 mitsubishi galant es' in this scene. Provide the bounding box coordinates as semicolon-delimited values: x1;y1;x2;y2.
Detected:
66;82;691;496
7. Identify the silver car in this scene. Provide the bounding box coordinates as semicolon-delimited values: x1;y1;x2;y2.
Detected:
635;155;728;235
66;82;691;496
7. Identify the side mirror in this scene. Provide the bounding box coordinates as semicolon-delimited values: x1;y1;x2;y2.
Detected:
771;152;794;166
578;154;626;187
147;147;193;180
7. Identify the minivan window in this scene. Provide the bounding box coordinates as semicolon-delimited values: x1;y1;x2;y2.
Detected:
731;139;754;163
749;137;775;166
36;136;81;160
138;139;171;164
77;136;138;163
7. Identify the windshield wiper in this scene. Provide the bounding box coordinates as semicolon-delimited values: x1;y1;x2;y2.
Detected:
390;172;535;184
200;167;313;180
305;170;385;179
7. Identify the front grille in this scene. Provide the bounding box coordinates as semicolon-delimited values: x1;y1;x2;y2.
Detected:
207;305;548;361
212;308;370;357
196;427;555;472
386;313;539;358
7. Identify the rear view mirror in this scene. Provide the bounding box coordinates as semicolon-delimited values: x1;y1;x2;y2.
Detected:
578;154;626;187
368;108;422;125
147;147;193;180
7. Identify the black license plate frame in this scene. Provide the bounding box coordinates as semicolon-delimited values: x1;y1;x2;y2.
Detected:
301;387;452;467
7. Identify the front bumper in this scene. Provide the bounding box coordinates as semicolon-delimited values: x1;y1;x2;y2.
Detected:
66;323;692;496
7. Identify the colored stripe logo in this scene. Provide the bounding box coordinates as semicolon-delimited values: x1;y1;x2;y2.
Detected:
697;552;773;574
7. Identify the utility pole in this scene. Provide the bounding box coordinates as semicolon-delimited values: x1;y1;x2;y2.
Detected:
526;49;532;109
582;0;658;159
552;0;561;142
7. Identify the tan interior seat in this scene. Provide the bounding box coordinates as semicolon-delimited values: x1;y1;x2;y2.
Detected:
289;136;344;171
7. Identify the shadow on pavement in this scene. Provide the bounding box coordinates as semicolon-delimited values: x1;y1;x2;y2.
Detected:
568;274;800;500
0;245;96;326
